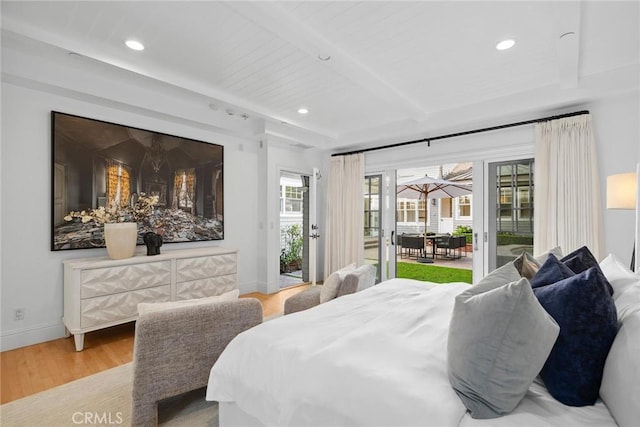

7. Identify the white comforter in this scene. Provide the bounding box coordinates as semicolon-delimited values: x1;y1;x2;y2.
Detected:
206;279;470;426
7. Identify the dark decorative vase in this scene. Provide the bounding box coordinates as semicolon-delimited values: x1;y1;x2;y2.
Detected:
143;232;163;256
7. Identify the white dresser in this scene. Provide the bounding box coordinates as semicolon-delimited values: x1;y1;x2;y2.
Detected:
63;246;238;351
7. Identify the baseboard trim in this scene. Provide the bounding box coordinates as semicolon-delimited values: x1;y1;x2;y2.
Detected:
0;321;65;352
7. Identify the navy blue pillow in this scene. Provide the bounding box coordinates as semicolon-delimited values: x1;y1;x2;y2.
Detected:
561;246;599;273
530;254;575;288
560;246;613;295
533;267;618;406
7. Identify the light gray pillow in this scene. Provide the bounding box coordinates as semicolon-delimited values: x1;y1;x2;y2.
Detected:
475;261;521;289
447;278;560;419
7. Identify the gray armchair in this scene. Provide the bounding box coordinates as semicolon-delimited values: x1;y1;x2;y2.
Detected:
284;264;376;315
131;298;262;427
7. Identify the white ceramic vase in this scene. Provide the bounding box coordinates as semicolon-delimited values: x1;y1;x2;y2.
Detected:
104;222;138;260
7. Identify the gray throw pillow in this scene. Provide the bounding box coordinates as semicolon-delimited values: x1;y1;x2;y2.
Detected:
475;261;521;290
448;278;560;419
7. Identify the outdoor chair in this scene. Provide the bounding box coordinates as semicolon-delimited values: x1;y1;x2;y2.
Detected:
435;234;464;259
401;235;424;259
434;235;451;259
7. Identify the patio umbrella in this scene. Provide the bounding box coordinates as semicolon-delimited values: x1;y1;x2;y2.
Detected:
397;175;472;260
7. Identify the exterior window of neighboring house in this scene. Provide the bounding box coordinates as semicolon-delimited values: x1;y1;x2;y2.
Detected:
454;195;472;219
417;199;428;224
499;188;513;219
518;187;532;220
396;199;429;225
364;176;380;238
281;185;303;215
496;160;534;234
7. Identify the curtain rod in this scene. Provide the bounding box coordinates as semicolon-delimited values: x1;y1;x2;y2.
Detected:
331;110;590;157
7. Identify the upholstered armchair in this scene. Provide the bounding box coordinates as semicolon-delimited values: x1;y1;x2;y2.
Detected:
284;264;376;315
131;298;262;427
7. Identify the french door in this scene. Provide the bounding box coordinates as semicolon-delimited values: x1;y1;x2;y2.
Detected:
364;171;396;283
485;159;535;272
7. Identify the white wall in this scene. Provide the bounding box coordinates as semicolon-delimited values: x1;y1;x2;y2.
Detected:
592;91;640;267
0;82;267;350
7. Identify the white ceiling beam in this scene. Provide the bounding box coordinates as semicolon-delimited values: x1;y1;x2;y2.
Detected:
1;20;337;143
224;1;429;121
552;1;581;89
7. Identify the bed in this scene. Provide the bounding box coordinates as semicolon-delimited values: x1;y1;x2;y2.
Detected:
206;252;640;427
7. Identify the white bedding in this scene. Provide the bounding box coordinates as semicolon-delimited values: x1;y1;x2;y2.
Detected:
207;279;470;426
459;379;617;427
206;278;618;427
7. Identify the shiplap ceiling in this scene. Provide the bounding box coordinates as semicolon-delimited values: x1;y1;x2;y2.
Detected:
2;1;638;151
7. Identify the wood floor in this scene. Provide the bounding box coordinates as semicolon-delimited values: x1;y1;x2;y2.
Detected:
0;284;309;404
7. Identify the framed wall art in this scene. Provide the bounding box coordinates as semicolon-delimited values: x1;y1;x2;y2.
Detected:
51;111;224;251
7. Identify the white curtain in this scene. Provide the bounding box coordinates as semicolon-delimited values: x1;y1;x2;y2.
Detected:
324;153;365;276
534;114;604;259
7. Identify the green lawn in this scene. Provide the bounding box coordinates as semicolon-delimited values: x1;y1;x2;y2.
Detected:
397;262;472;284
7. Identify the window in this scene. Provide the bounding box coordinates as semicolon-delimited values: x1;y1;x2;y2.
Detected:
364;176;380;237
495;160;534;234
396;198;429;225
455;195;472;219
281;185;303;215
417;199;427;223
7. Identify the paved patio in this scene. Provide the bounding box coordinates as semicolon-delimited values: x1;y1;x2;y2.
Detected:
280;243;474;290
279;271;305;289
365;244;473;270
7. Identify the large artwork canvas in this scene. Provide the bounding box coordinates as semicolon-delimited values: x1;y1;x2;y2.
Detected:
51;112;224;251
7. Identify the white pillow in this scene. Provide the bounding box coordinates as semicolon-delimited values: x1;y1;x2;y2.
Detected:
600;253;640;298
600;311;640;427
320;263;356;303
137;289;240;315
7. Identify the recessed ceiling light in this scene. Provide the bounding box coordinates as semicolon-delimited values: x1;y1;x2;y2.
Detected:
496;39;515;51
298;107;309;115
125;40;145;51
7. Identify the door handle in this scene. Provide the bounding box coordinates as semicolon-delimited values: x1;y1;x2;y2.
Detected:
391;230;395;245
474;233;478;251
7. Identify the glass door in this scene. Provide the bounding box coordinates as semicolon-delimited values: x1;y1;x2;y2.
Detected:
487;159;535;271
364;171;397;283
279;169;318;288
364;175;382;282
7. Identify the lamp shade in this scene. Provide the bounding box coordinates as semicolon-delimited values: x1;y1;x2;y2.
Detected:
606;172;637;209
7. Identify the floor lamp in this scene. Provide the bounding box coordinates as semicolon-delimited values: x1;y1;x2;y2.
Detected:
606;169;638;271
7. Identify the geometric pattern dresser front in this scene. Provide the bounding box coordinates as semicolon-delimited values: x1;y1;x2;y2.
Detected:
63;247;238;350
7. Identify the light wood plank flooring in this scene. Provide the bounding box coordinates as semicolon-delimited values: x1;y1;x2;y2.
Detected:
0;285;309;404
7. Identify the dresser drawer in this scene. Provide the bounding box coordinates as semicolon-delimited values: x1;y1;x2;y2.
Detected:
80;261;171;298
80;285;170;328
176;253;237;282
175;274;237;300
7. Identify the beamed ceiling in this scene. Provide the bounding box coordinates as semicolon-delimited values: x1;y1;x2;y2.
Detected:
2;1;639;151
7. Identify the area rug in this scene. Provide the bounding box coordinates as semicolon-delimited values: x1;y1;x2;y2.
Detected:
0;363;218;426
